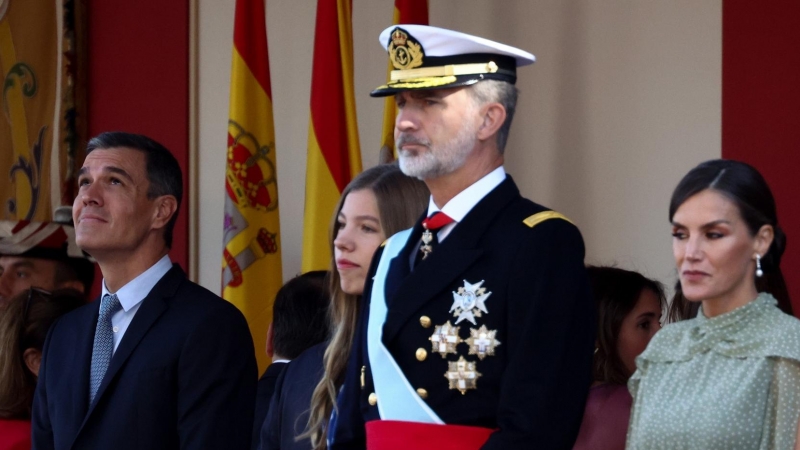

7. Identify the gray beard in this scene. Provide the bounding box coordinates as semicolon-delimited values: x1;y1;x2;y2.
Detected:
396;123;478;180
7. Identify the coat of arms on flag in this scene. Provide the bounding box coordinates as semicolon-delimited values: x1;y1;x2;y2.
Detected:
222;121;279;290
222;0;283;374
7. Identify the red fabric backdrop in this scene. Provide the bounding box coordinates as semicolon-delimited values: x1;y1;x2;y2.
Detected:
723;1;800;313
86;0;190;296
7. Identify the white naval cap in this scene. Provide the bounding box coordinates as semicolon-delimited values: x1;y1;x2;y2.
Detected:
371;24;535;97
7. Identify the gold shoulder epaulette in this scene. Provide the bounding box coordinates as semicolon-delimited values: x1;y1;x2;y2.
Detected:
523;211;573;228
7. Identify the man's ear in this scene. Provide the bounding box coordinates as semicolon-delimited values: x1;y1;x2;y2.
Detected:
476;103;506;142
23;348;42;377
266;322;275;358
152;195;178;230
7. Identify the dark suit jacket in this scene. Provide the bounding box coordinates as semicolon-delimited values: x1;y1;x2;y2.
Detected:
32;265;258;450
253;362;288;450
259;342;326;450
331;176;596;450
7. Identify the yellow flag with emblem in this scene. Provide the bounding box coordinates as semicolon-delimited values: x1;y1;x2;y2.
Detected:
221;0;282;374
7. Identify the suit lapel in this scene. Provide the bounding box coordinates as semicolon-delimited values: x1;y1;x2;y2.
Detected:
77;265;184;432
382;177;521;343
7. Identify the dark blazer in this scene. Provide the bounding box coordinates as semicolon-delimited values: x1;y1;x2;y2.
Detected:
331;176;596;450
259;342;327;450
253;362;289;450
32;265;258;450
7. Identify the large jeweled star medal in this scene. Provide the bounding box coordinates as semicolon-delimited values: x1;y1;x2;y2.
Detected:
429;321;461;357
466;325;501;360
450;280;492;325
445;356;482;395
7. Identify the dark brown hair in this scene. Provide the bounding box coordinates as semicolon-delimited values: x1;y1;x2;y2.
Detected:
668;159;791;315
666;281;701;322
0;288;85;419
271;270;330;360
588;266;665;385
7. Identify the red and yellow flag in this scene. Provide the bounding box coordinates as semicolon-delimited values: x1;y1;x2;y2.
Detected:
222;0;282;373
379;0;429;162
301;0;362;272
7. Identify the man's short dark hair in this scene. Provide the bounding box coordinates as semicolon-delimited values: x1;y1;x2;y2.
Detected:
54;259;95;294
86;132;183;248
272;271;331;360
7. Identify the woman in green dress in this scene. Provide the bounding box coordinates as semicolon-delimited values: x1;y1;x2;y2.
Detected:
626;159;800;450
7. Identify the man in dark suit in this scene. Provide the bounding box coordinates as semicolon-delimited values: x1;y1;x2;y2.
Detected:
331;25;596;449
258;342;326;450
253;270;330;450
32;132;257;449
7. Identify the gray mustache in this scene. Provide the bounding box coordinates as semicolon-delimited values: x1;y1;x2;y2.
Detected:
395;135;430;148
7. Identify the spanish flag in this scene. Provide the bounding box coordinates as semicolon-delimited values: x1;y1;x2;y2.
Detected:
379;0;429;163
301;0;362;272
222;0;282;374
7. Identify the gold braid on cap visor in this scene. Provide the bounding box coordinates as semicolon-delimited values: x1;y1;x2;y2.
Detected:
389;61;500;81
376;76;459;91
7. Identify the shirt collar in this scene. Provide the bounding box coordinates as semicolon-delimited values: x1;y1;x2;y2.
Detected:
101;254;173;312
426;166;506;222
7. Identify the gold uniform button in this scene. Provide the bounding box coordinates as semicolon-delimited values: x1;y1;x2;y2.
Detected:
368;393;378;406
420;316;432;328
416;348;427;361
416;388;428;399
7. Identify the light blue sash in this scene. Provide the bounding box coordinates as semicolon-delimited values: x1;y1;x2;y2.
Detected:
366;229;444;424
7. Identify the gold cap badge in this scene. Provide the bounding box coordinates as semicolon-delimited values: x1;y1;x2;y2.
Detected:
388;27;424;70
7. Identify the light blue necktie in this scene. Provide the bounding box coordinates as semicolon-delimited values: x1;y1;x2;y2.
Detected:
89;293;122;403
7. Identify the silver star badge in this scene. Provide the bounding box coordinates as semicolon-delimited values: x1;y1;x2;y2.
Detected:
466;325;501;360
429;321;462;357
444;356;482;395
450;280;491;325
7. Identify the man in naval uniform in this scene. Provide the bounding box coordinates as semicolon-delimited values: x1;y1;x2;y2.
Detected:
330;25;596;450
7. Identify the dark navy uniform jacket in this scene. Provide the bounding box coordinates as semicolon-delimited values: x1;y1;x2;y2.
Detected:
331;176;595;450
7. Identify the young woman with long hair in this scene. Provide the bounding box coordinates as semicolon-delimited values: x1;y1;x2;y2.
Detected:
307;163;428;449
573;266;664;450
259;163;428;450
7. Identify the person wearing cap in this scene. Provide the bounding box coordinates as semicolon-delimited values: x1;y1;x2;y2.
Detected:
0;209;95;305
331;26;595;449
31;132;257;449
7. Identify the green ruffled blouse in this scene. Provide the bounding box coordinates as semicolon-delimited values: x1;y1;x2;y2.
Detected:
627;293;800;450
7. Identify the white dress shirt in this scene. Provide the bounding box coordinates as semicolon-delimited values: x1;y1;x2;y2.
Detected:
409;166;506;266
101;254;172;353
426;165;506;242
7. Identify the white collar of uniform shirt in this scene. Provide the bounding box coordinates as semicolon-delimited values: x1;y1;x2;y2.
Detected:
425;165;506;243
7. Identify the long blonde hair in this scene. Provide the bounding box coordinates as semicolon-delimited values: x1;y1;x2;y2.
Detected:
305;163;428;448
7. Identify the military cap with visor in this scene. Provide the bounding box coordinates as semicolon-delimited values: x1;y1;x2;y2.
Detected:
371;24;536;97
